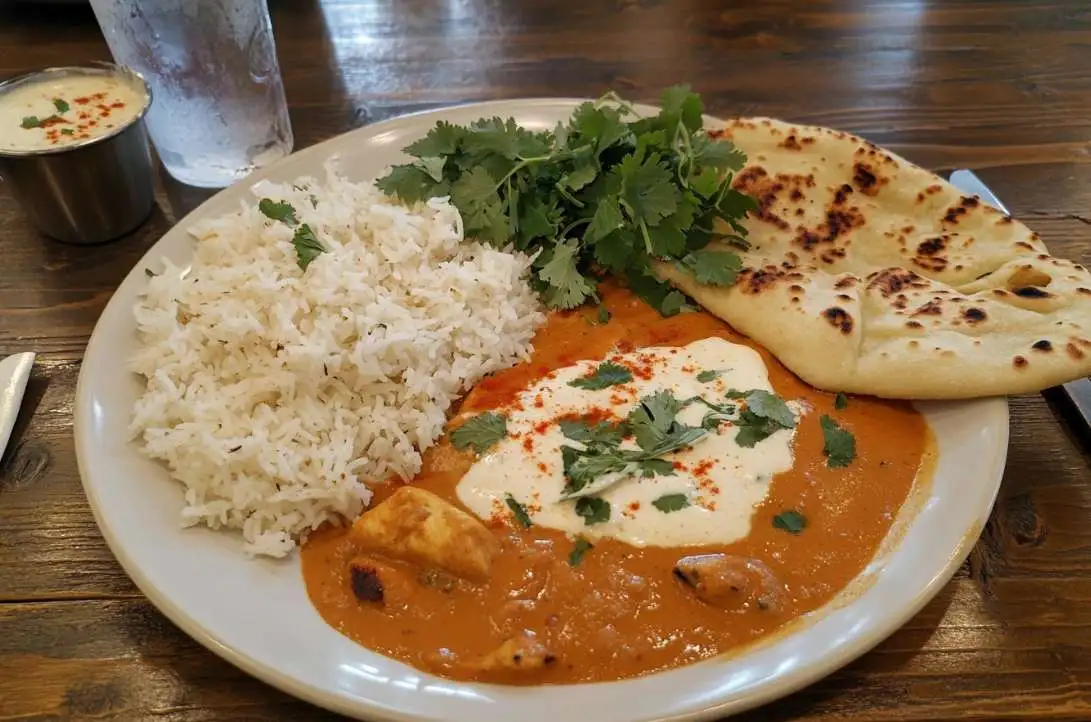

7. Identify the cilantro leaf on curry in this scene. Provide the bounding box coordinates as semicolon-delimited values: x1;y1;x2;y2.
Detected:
558;387;796;501
450;411;508;455
568;536;594;566
561;447;630;498
732;389;795;427
574;496;611;525
820;415;856;468
773;510;807;534
559;390;703;500
559;417;627;446
568;361;633;390
374;85;755;316
652;493;690;513
505;494;533;528
723;389;796;448
626;390;687;451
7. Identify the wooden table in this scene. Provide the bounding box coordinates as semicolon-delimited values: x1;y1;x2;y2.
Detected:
2;1;1090;719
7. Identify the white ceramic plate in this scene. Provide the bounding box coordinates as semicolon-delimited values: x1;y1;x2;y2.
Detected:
74;100;1009;722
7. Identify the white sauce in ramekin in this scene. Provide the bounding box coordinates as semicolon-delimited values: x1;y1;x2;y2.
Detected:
0;73;147;152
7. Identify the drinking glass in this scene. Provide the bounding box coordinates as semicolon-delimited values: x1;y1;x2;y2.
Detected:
87;0;294;188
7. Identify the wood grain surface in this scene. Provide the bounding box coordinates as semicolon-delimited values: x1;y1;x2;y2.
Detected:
2;0;1090;719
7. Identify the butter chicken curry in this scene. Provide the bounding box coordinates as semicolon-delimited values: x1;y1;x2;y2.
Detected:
302;282;931;685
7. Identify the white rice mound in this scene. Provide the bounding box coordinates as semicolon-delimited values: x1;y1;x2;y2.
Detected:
129;164;545;557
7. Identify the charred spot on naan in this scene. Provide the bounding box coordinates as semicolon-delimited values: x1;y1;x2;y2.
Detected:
912;234;952;273
795;204;865;255
962;307;987;325
779;134;802;151
865;268;931;297
915;183;945;204
731;166;820;234
823;307;854;334
852;162;882;195
850;143;898;196
942;196;983;226
732;166;789;231
832;183;854;206
1013;286;1052;299
912;300;944;317
736;265;809;295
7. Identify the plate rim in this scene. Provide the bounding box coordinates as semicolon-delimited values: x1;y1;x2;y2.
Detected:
73;97;1011;722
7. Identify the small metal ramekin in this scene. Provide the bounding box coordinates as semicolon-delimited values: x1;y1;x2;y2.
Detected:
0;63;155;245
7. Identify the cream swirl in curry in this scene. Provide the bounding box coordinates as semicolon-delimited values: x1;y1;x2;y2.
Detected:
456;337;799;548
302;281;931;684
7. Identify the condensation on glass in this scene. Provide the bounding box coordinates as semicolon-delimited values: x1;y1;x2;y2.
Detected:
89;0;294;188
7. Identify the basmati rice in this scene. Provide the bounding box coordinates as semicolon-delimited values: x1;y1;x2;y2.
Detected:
129;163;545;557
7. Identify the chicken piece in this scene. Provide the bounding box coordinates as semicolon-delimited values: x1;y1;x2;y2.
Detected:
350;486;498;582
470;630;555;673
348;555;416;608
673;553;787;612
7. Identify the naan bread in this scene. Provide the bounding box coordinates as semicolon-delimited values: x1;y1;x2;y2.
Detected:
656;117;1091;399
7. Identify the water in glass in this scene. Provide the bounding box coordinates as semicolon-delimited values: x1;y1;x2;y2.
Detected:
88;0;294;188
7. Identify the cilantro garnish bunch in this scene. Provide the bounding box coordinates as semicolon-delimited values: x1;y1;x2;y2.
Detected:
376;85;756;315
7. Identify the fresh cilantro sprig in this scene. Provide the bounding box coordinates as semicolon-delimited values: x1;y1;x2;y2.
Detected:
558;390;703;500
555;388;794;504
626;390;706;456
450;411;509;455
376;85;755;315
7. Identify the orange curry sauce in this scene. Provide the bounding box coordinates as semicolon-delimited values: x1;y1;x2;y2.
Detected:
301;281;930;684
